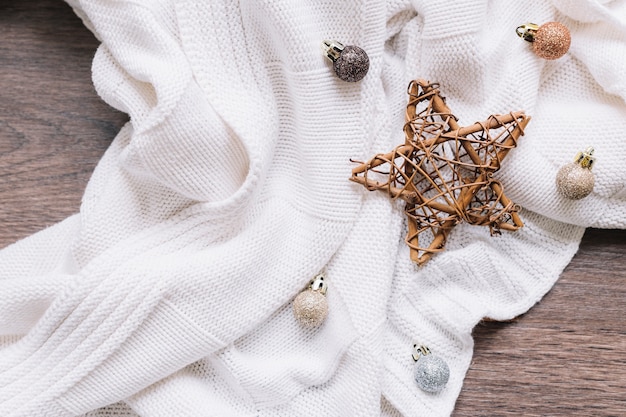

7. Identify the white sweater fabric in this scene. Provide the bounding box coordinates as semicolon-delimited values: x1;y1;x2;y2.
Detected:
1;0;625;415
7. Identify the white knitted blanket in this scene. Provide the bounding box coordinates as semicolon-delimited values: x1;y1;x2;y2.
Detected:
1;0;625;415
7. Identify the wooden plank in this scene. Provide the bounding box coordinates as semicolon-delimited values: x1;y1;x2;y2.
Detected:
0;1;127;247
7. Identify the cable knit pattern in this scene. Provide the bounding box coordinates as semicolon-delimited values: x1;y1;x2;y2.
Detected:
1;0;625;415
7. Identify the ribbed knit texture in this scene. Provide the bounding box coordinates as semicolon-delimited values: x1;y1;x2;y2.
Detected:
1;0;624;415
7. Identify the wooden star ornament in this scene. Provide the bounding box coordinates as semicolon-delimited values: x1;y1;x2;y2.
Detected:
351;80;531;265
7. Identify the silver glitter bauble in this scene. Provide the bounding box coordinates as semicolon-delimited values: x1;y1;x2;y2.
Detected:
293;289;328;328
414;354;450;393
556;162;595;200
322;40;370;82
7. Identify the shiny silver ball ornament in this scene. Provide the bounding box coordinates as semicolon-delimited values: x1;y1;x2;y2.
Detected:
412;345;450;393
556;147;596;200
322;40;369;82
293;273;328;328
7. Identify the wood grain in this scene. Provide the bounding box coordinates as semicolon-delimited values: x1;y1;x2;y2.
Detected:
1;2;624;416
455;228;626;416
0;0;127;247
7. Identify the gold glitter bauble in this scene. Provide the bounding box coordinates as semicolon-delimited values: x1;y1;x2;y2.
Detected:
292;289;328;328
532;22;571;60
556;162;595;200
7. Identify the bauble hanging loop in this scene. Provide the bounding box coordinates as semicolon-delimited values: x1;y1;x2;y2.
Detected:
516;22;571;60
556;147;596;200
412;344;450;393
293;273;328;328
322;40;369;82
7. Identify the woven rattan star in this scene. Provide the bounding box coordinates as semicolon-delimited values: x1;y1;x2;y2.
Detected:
351;80;531;265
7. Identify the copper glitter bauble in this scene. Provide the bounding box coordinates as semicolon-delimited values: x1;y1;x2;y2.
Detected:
322;40;370;82
533;22;571;60
292;289;328;328
556;147;596;200
517;22;571;60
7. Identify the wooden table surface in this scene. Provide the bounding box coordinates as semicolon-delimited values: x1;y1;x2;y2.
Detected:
1;2;624;416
